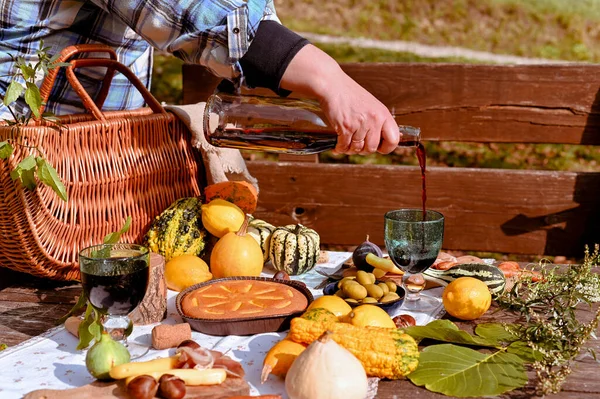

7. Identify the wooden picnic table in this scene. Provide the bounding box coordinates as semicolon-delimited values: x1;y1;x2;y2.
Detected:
1;265;599;399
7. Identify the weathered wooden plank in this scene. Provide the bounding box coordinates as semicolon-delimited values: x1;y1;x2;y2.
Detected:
183;63;600;145
247;161;600;256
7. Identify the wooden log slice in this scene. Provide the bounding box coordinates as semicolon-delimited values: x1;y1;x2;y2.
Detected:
130;253;167;325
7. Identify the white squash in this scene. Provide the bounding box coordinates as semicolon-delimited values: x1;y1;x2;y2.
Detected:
285;331;368;399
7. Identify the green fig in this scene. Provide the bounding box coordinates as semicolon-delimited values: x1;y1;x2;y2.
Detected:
85;332;130;380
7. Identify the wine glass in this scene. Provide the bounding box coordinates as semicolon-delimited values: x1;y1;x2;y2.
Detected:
79;243;150;358
384;209;445;312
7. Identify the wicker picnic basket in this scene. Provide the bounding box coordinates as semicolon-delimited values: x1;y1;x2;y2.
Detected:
0;44;204;281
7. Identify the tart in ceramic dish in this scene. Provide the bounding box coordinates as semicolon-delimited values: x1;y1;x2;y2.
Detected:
176;276;313;336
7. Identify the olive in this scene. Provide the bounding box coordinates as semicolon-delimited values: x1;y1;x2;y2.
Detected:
364;284;384;300
377;282;390;295
385;280;398;293
362;297;378;304
337;276;356;289
343;283;368;300
380;292;400;303
355;270;372;286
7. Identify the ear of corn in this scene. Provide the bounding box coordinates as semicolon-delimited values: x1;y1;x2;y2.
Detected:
288;317;419;379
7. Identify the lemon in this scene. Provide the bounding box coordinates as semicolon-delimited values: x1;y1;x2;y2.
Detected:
442;277;492;320
201;199;245;238
344;304;396;328
306;295;353;319
165;255;212;292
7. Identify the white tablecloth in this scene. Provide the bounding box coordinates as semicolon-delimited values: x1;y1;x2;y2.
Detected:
0;252;445;399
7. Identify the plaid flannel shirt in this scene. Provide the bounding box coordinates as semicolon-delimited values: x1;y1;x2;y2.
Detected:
0;0;279;119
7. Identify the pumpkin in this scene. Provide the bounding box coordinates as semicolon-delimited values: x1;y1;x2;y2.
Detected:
210;215;264;278
261;308;339;383
144;197;207;262
203;181;259;214
247;218;275;263
269;224;320;276
285;331;368;399
288;317;419;379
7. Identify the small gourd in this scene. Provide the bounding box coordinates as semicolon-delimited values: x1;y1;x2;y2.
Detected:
285;331;368;399
210;214;264;278
269;224;320;275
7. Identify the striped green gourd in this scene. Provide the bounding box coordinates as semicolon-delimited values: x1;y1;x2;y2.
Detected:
423;263;506;295
144;197;207;262
247;218;276;263
269;224;320;275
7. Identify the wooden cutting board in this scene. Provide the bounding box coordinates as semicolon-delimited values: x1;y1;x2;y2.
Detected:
24;377;250;399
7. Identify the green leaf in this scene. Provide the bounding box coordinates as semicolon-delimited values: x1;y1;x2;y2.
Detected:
77;303;95;350
57;292;87;325
408;344;528;397
3;81;23;106
24;82;42;118
403;319;500;347
0;141;13;159
507;340;544;363
36;157;68;201
475;323;520;344
10;155;37;190
103;216;132;244
19;64;35;80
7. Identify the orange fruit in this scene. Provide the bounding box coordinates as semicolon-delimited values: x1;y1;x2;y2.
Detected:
344;304;396;328
306;295;353;319
442;277;492;320
164;255;212;292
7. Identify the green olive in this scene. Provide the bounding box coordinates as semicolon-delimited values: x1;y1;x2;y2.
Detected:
385;280;398;293
380;292;401;303
337;276;356;289
343;283;368;300
377;282;390;295
355;270;372;286
367;273;376;284
364;284;384;300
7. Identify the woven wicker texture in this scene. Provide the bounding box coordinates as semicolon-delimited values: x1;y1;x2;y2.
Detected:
0;45;203;281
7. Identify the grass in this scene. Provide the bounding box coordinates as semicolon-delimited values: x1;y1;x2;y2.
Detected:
274;0;600;62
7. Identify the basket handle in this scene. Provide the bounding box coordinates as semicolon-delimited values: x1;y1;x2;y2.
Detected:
64;58;167;122
39;44;118;115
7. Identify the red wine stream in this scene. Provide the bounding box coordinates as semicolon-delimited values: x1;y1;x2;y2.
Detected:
416;142;427;221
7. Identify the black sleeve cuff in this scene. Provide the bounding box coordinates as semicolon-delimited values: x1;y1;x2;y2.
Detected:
239;20;310;96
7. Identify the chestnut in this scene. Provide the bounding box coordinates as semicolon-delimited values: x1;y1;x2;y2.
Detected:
158;374;186;399
127;375;158;399
393;314;417;328
177;339;200;350
273;270;290;281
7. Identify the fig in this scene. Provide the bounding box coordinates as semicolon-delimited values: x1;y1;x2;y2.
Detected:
352;235;383;272
85;331;131;380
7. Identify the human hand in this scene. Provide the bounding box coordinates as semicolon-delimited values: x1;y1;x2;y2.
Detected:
318;75;399;155
279;44;399;154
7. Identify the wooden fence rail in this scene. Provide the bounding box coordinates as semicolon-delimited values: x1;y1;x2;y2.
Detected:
183;63;600;257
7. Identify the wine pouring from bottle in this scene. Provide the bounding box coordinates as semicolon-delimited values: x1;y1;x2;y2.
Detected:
203;92;421;155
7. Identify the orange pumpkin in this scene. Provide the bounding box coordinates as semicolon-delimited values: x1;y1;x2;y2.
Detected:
210;215;264;278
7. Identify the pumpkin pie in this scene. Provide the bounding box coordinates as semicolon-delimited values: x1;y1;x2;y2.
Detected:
181;280;308;319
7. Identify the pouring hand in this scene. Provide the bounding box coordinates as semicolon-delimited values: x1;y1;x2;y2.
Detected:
279;44;400;155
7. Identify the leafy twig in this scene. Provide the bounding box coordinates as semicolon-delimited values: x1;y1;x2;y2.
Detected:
1;40;71;201
495;244;600;395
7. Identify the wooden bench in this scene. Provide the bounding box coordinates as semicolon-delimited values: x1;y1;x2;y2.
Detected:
183;63;600;258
